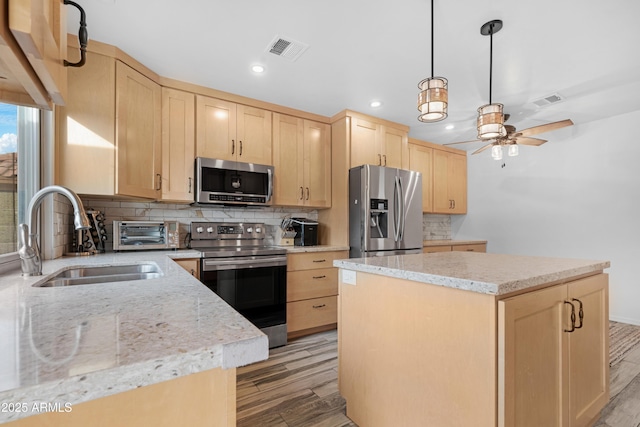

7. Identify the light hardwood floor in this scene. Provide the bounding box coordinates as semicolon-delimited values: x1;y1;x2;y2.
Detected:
238;329;640;427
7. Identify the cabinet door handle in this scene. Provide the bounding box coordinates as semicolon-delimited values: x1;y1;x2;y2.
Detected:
190;269;195;276
188;177;192;193
312;304;326;309
383;154;387;166
156;174;162;191
312;275;327;279
239;140;243;156
378;154;382;166
231;139;235;155
564;300;576;333
312;259;326;263
64;0;88;67
452;200;456;209
305;187;310;200
300;186;304;200
572;298;584;329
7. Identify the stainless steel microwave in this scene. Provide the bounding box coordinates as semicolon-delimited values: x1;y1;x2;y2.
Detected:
195;157;273;206
113;221;180;251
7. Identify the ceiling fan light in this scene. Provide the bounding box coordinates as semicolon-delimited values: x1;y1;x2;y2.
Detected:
417;77;448;122
491;145;503;160
477;103;507;139
508;144;519;157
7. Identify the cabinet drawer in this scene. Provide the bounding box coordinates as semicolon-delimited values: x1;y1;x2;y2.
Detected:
423;246;452;253
452;244;486;253
287;251;348;271
287;296;337;332
287;268;338;302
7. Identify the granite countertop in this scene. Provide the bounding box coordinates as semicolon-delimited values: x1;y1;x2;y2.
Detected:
0;250;268;423
280;245;350;253
423;239;488;246
334;251;610;296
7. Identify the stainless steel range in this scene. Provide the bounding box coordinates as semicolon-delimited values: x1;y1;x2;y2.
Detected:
190;222;287;348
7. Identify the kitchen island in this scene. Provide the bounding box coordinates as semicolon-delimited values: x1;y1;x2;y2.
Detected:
0;250;268;426
334;251;610;427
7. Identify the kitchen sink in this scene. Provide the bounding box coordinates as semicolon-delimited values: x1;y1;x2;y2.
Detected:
34;263;163;287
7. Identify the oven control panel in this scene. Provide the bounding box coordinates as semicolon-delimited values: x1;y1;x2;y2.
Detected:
191;222;265;240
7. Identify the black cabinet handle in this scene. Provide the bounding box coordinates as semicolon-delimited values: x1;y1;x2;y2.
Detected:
572;298;584;329
312;275;326;279
564;300;576;333
231;139;235;154
312;304;326;309
239;140;243;155
312;259;326;263
64;0;88;67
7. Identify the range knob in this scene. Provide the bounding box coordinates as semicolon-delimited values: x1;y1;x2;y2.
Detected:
246;227;253;233
195;226;204;233
256;227;262;233
206;227;214;233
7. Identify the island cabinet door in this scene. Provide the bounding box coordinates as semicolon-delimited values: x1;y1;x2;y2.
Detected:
498;273;609;427
498;284;570;427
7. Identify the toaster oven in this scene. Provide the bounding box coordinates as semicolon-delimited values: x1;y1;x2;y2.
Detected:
113;221;180;251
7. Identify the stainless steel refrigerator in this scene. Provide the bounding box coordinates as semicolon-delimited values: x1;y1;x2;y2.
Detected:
349;165;423;258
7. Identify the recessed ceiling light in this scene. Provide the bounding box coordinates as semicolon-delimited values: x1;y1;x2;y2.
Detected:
251;65;265;73
370;101;382;108
445;124;455;130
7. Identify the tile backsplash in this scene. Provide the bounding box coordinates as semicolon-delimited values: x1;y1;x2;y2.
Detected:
55;199;452;257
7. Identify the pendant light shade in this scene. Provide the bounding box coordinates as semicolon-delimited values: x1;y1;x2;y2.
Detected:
418;77;448;122
508;144;519;157
477;20;505;139
491;145;503;160
477;103;506;139
417;0;448;123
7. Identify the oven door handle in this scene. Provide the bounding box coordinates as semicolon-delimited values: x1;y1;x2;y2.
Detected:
202;256;287;271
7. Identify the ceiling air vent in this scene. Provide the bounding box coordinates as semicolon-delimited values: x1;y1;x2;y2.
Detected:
532;93;564;107
266;36;309;62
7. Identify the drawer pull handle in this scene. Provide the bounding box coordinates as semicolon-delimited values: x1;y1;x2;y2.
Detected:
312;304;326;309
312;259;326;263
312;275;326;279
466;249;474;251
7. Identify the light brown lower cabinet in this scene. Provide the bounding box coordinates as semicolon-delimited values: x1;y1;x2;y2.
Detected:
339;271;608;427
286;251;347;339
174;258;200;280
5;368;236;427
423;242;487;253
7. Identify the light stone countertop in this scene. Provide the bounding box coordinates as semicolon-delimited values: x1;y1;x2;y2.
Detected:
0;250;268;423
423;239;488;246
280;245;350;253
334;251;610;296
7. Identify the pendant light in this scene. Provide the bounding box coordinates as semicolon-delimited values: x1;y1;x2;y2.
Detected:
477;20;506;139
417;0;448;122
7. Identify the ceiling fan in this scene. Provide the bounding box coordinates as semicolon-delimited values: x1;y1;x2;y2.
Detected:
444;116;574;157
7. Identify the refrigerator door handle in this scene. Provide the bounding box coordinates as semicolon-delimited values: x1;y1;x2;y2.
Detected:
393;176;401;242
397;176;405;241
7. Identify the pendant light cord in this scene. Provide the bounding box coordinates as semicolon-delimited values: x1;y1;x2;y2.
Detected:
431;0;435;78
489;22;494;104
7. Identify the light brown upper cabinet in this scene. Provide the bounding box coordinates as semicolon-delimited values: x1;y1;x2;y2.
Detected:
272;113;331;208
350;116;407;169
432;148;467;214
57;51;162;199
161;88;195;202
0;0;64;108
408;142;434;213
196;95;272;165
408;138;467;214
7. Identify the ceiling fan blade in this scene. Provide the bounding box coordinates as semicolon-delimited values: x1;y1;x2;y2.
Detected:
472;143;494;155
518;119;574;137
443;139;482;146
515;137;547;146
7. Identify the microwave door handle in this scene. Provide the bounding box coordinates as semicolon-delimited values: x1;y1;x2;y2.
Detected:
267;168;273;202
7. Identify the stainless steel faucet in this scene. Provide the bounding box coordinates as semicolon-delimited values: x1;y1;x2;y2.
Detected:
18;185;91;276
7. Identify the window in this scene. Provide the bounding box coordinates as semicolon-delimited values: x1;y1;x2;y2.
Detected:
0;103;40;271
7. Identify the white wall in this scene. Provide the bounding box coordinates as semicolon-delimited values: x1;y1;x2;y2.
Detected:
452;109;640;325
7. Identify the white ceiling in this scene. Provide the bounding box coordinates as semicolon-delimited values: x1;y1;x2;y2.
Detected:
68;0;640;148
